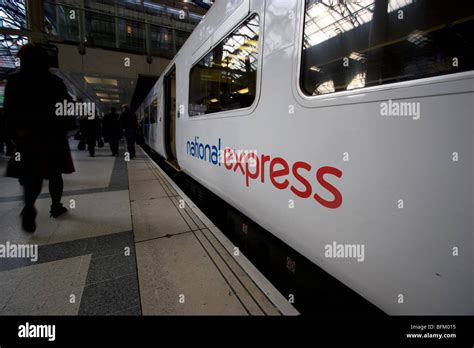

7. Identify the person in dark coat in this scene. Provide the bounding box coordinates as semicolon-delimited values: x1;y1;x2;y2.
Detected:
76;99;87;151
102;107;122;156
119;105;138;159
4;43;75;233
81;115;100;157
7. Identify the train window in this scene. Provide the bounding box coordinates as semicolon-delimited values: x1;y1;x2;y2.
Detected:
150;97;158;124
300;0;474;96
189;14;259;116
144;105;150;124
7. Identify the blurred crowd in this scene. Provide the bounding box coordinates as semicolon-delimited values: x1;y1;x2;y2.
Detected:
0;43;143;233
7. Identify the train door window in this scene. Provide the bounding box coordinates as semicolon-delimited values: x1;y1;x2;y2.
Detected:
300;0;474;96
164;67;177;161
189;14;260;116
150;97;158;124
144;105;150;124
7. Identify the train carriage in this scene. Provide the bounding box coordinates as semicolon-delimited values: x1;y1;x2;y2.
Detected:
140;0;474;315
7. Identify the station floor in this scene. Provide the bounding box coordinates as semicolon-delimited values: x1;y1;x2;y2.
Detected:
0;140;294;315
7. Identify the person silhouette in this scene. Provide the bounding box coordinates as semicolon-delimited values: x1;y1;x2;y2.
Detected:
4;43;75;233
119;105;138;159
103;107;122;156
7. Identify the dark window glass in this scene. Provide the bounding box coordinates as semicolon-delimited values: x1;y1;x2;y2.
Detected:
85;11;116;49
150;25;174;58
301;0;474;96
150;97;158;124
118;18;145;52
189;15;259;116
144;106;150;125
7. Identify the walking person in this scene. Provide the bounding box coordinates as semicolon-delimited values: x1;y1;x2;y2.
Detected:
4;44;75;233
83;115;100;157
76;99;87;151
103;107;122;156
120;105;138;159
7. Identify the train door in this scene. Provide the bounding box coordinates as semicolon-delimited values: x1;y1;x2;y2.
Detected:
143;104;150;144
164;66;179;169
149;95;158;150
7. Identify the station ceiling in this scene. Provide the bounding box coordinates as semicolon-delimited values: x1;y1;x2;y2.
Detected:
59;0;213;113
1;0;214;111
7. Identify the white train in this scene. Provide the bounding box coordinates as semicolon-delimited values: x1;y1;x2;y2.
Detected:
139;0;474;315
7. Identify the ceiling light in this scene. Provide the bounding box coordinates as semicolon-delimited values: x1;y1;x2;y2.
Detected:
84;76;118;86
102;78;118;86
96;93;119;98
84;76;102;84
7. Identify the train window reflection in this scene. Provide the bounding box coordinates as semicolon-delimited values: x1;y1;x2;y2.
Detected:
150;97;158;124
189;14;259;116
301;0;474;96
144;105;150;125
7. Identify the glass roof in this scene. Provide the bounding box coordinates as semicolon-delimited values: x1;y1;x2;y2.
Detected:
304;0;413;48
221;16;259;73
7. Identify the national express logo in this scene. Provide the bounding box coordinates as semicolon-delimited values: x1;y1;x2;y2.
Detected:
186;137;343;209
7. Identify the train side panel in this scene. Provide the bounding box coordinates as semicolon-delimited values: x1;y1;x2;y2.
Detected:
153;0;474;315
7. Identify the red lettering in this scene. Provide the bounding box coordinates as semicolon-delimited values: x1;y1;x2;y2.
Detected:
233;151;246;175
224;147;343;209
290;161;312;199
245;153;260;187
270;157;290;190
260;154;271;183
224;148;234;170
314;166;343;209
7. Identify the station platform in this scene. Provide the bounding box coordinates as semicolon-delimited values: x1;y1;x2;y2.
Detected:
0;140;296;316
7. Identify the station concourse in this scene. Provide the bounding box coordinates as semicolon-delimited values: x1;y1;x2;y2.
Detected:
0;141;294;315
0;0;297;316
